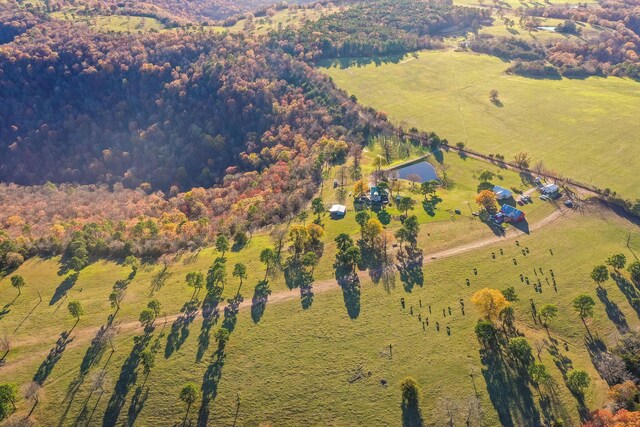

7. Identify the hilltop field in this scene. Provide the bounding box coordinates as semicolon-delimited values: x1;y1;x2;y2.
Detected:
322;50;640;198
1;144;640;426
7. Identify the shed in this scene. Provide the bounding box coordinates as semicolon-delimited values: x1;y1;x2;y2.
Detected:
500;204;525;223
493;185;513;200
329;204;347;218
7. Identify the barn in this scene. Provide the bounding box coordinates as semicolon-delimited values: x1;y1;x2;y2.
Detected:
501;204;526;223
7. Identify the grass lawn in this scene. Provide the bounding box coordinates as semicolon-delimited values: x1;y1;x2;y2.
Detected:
321;50;640;198
1;203;639;425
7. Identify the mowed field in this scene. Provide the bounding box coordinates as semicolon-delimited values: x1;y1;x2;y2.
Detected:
322;50;640;198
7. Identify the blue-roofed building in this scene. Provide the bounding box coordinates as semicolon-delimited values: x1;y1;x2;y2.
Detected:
500;204;525;223
493;185;513;200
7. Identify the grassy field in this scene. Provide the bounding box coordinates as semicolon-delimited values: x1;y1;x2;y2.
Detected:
1;202;639;425
321;50;640;198
206;5;342;34
49;11;165;32
1;142;639;425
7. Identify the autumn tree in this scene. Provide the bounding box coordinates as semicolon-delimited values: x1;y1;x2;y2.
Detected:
475;190;498;213
353;180;367;197
608;380;639;411
471;288;509;323
288;225;309;260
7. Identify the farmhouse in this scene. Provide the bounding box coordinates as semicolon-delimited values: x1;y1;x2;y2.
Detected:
500;204;525;223
329;204;347;218
493;185;513;200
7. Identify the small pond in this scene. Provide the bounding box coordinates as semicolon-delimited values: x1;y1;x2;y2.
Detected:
390;161;439;183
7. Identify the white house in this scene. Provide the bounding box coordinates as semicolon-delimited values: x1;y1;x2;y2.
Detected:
329;204;347;218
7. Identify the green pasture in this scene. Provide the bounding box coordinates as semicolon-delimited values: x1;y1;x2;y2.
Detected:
321;50;640;198
1;203;639;425
49;11;165;32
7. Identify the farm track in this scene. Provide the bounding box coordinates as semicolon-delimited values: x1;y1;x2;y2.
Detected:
2;206;569;374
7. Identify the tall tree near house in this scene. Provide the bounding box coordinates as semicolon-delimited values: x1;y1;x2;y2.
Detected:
475;190;498;213
311;197;325;223
471;288;509;323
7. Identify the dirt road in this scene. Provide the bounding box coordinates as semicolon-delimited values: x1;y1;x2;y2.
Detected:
1;206;569;373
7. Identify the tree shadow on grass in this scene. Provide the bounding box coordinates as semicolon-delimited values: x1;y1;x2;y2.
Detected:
284;261;314;310
401;402;424;427
480;347;541;427
50;272;78;305
102;331;152;427
197;350;226;427
165;300;199;359
338;273;361;319
251;280;271;323
127;383;149;426
196;298;220;363
222;294;243;332
33;330;74;385
397;247;424;292
596;286;629;333
548;344;573;379
612;272;640;318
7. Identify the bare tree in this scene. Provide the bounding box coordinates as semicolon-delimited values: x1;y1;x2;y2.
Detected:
23;382;42;419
